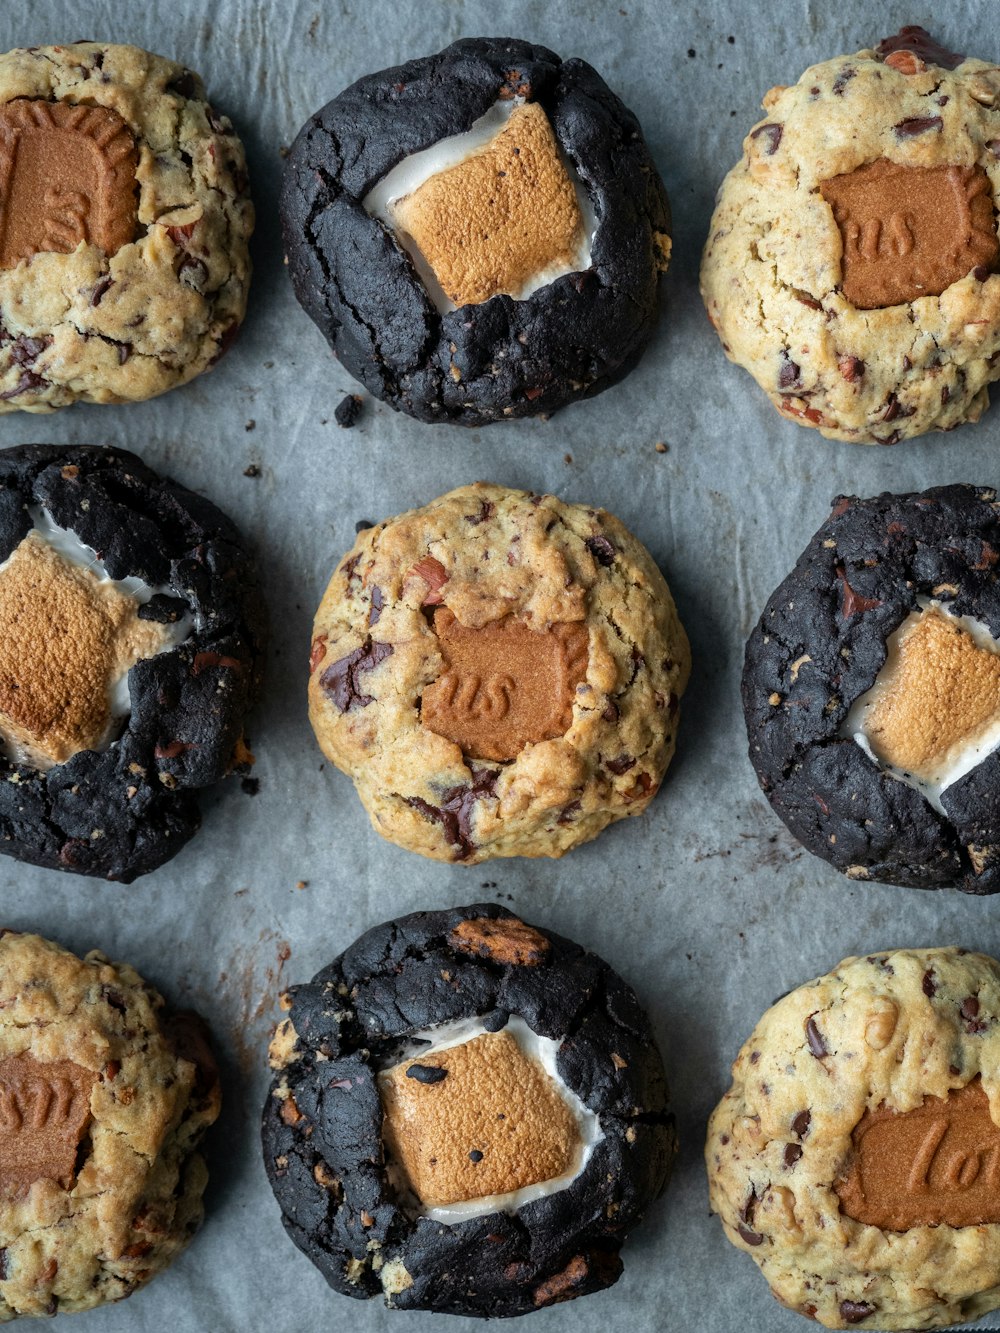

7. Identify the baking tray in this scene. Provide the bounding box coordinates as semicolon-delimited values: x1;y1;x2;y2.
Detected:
3;1;1000;1329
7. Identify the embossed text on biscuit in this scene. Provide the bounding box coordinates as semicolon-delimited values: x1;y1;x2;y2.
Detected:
820;162;999;309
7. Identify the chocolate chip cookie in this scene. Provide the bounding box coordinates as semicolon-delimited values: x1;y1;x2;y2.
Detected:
263;904;674;1317
701;27;1000;443
0;444;265;881
743;484;1000;893
281;37;671;425
0;42;252;411
308;483;689;862
0;929;219;1318
708;947;1000;1329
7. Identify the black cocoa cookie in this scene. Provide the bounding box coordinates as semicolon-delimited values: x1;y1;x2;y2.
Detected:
0;444;265;881
263;904;674;1317
281;38;671;426
743;484;1000;893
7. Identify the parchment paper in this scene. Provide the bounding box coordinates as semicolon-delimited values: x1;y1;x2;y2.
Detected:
1;2;998;1329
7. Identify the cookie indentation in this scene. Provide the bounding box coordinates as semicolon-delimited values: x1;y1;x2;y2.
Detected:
0;99;137;269
379;1023;584;1210
836;1079;1000;1230
820;160;998;309
847;604;1000;803
0;1054;95;1195
422;608;588;761
389;102;585;307
0;530;178;767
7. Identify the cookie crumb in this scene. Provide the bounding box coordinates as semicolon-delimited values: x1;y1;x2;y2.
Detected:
295;880;308;890
563;452;572;464
655;441;668;453
243;463;260;478
335;393;363;428
245;419;256;432
241;777;260;796
687;48;696;58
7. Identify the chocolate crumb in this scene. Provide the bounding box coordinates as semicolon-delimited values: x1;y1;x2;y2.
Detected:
469;1149;484;1162
243;463;260;478
406;1063;447;1084
335;393;363;427
241;777;260;796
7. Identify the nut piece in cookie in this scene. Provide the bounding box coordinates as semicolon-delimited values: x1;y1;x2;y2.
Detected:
0;931;220;1318
708;948;1000;1329
743;484;1000;893
0;42;253;412
307;483;689;863
701;26;1000;442
281;37;670;425
390;102;586;307
0;444;265;882
262;904;675;1316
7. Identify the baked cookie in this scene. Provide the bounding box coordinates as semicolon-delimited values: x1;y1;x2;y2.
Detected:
0;444;265;881
0;929;219;1318
708;947;1000;1330
0;42;252;412
701;26;1000;443
743;484;1000;894
308;483;689;862
263;903;674;1317
281;37;670;426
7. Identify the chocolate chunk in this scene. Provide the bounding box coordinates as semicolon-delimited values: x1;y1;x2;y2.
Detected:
405;1063;447;1084
840;1301;876;1324
791;1109;811;1138
585;535;616;567
784;1142;802;1168
750;123;782;155
334;393;362;427
320;638;393;712
805;1016;827;1058
876;26;963;71
778;352;800;389
922;969;937;998
893;115;943;138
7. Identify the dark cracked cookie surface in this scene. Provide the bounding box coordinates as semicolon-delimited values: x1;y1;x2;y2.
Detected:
0;443;265;881
262;904;674;1317
281;37;671;427
743;484;1000;893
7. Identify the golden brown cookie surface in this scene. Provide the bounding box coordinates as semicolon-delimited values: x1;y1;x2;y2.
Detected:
308;483;689;863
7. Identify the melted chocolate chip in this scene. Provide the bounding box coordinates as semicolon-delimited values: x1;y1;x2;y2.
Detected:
791;1109;811;1138
894;116;943;138
805;1016;828;1058
784;1142;803;1168
876;26;963;70
605;754;636;775
750;123;783;154
832;67;856;95
465;500;495;525
922;969;937;998
840;1300;876;1324
778;352;801;389
407;768;498;860
586;534;616;566
369;586;384;626
406;1064;447;1084
320;639;394;712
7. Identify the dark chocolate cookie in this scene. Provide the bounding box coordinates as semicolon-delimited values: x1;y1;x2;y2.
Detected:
743;484;1000;893
263;904;674;1317
281;37;671;426
0;444;265;881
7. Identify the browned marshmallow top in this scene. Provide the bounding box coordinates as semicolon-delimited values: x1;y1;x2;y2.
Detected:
0;99;138;270
862;607;1000;781
836;1078;1000;1230
0;1054;95;1196
0;532;173;766
422;607;588;762
820;160;998;309
391;101;584;306
379;1029;580;1207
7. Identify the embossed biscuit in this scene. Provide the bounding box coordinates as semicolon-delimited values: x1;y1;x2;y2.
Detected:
701;26;1000;443
0;1054;95;1194
708;948;1000;1330
836;1078;1000;1229
307;483;689;863
0;931;220;1319
820;161;998;309
0;43;253;412
422;609;589;761
0;100;137;269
